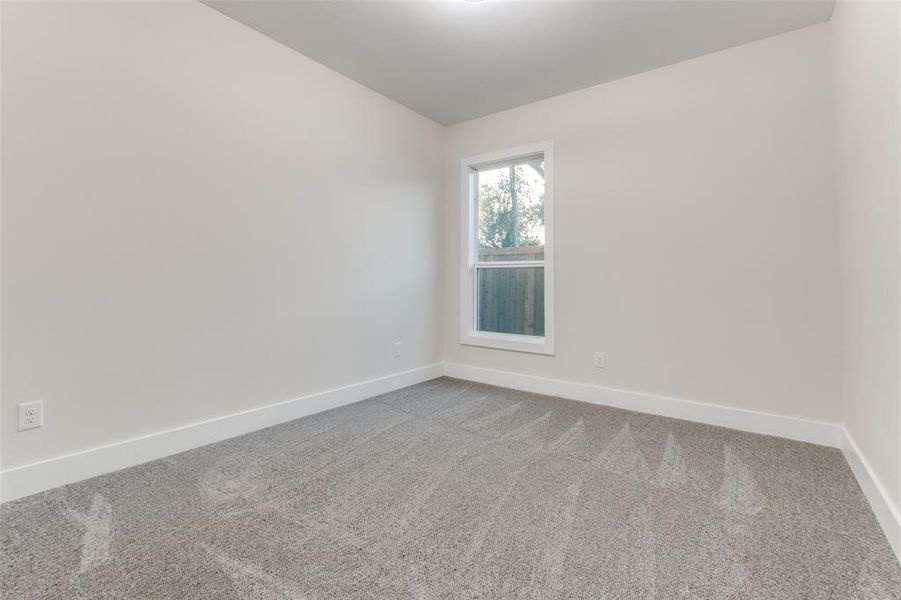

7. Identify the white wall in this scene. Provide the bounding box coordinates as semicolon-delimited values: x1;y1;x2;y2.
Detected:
3;2;885;506
1;1;444;469
833;0;901;514
444;24;841;424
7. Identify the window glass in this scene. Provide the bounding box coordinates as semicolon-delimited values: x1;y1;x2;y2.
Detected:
477;266;545;336
477;159;545;262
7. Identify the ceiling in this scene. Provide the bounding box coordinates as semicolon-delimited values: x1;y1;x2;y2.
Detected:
203;0;835;125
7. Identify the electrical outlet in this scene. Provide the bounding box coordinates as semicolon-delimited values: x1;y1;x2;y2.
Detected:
593;352;606;369
18;401;43;431
393;341;402;358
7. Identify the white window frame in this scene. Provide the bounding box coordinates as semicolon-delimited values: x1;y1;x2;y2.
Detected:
459;141;555;355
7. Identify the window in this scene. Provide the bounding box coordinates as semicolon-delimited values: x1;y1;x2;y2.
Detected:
460;141;554;355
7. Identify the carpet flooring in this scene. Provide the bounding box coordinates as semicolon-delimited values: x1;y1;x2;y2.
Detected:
2;377;900;599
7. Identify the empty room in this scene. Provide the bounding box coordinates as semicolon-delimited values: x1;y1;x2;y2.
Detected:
2;0;900;597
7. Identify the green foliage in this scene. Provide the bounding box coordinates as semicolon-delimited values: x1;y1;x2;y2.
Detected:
478;165;545;250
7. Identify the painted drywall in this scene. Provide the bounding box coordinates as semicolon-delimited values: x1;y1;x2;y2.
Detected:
201;0;835;125
444;24;841;424
833;0;901;512
1;1;444;469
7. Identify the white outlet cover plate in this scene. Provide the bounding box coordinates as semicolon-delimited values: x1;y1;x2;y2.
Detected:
17;401;43;431
593;352;606;368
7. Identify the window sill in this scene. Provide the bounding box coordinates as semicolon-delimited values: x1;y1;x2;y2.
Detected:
460;331;555;356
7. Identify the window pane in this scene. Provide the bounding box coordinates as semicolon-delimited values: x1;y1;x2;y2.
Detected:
477;159;545;262
477;267;544;336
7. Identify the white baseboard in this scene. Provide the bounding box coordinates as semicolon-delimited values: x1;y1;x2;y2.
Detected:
444;362;901;562
443;362;846;447
0;363;444;503
841;428;901;562
6;359;898;566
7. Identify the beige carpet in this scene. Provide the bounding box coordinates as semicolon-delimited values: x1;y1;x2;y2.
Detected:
2;377;899;599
